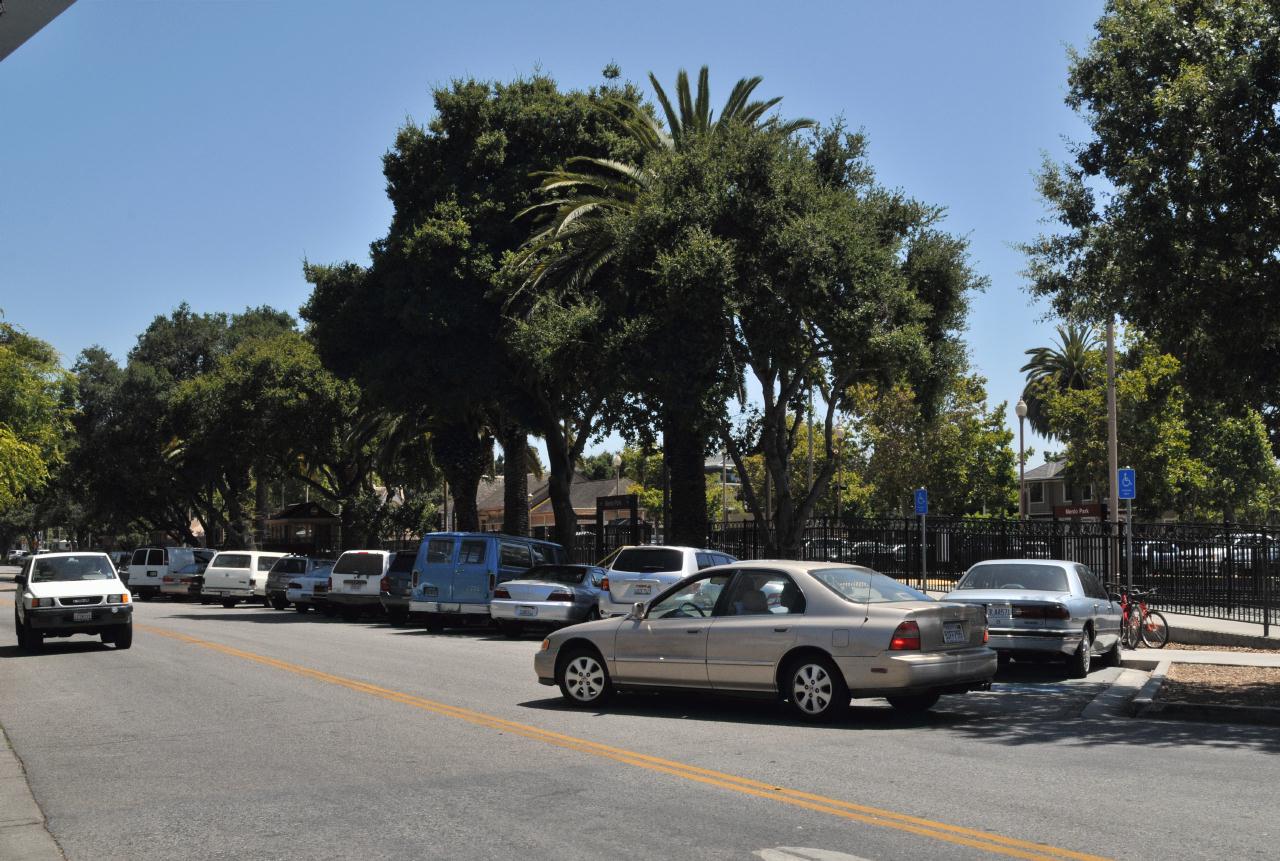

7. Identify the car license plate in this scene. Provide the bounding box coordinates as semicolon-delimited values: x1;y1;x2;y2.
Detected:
440;602;460;613
633;584;651;595
516;605;537;618
986;605;1011;621
73;611;92;622
943;622;965;644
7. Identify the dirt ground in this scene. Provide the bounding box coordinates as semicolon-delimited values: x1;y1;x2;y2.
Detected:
1158;663;1280;708
1164;643;1280;654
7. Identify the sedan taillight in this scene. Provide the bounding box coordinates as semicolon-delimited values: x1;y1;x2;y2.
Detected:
545;591;575;602
601;576;610;591
890;620;921;650
493;587;511;599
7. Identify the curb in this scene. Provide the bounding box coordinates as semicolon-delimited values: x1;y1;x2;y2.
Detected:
0;728;63;861
1129;660;1280;727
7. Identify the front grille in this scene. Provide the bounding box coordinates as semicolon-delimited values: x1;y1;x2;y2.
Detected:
61;596;102;606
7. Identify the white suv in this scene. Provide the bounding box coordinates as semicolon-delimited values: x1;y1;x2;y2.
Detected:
13;552;133;651
597;546;736;617
326;550;393;621
200;550;286;608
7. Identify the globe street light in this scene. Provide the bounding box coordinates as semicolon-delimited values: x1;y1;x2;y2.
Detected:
612;453;622;497
1015;398;1028;520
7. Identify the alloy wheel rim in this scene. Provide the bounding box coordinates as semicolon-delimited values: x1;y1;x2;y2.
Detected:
566;656;604;702
792;664;832;714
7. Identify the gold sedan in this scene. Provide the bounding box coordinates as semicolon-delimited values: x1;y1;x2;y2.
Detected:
535;560;996;721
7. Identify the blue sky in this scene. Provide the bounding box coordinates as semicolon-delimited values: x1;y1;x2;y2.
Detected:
0;0;1102;463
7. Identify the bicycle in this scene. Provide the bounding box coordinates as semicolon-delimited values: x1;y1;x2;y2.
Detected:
1116;585;1169;649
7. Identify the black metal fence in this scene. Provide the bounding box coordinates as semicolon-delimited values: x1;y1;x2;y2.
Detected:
703;517;1277;632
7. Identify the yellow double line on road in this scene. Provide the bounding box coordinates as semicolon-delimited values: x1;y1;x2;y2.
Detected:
122;622;1110;861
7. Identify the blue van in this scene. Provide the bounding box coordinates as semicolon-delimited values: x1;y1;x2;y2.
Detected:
407;532;566;631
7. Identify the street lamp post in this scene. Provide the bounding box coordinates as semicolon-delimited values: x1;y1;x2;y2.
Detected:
1016;399;1028;520
612;453;622;497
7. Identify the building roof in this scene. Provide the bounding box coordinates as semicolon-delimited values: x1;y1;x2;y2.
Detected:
529;477;640;514
1023;459;1067;482
268;501;338;521
476;473;552;514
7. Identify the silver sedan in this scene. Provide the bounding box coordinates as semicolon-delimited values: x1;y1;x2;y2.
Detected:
490;564;608;636
534;560;995;721
942;558;1123;677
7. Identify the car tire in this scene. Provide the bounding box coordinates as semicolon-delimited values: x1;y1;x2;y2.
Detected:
294;603;310;614
340;606;360;622
1067;629;1093;678
886;692;941;713
16;614;42;653
113;624;133;650
783;654;849;723
271;596;288;611
320;604;337;618
556;647;614;707
423;613;445;633
498;621;524;639
1100;636;1123;668
387;608;408;627
221;598;237;609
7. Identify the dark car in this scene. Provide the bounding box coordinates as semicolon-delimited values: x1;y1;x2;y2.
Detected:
379;550;419;626
265;555;336;610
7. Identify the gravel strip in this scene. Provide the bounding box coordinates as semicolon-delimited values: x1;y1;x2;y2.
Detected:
1164;643;1280;654
1157;663;1280;708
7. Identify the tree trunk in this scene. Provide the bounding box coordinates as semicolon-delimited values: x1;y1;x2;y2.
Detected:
500;421;530;536
543;429;579;551
663;408;709;548
254;467;270;549
431;419;490;533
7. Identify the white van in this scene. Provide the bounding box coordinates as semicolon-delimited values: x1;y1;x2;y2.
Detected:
326;550;393;621
200;550;286;608
123;546;170;599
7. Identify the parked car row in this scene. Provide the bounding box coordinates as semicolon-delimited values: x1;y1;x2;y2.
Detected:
10;535;1124;724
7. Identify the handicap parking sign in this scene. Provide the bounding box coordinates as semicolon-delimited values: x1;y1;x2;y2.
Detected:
914;488;928;515
1117;468;1136;500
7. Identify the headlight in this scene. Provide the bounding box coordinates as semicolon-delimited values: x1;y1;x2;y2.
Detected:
107;593;130;604
29;596;54;608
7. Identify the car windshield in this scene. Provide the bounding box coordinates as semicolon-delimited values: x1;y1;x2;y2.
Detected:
958;564;1070;592
522;565;589;585
611;548;683;573
30;555;116;583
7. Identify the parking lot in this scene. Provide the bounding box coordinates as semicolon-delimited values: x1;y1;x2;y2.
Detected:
3;574;1278;861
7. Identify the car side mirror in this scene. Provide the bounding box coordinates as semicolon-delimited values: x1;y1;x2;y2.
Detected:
14;573;25;586
626;602;646;621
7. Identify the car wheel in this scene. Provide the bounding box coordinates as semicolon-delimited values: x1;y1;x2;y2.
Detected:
387;608;408;627
783;654;849;722
423;613;444;633
498;621;524;639
1067;629;1093;678
294;602;310;614
1100;635;1123;668
17;615;42;653
586;606;601;622
340;606;360;622
556;647;614;707
113;623;133;650
319;604;337;618
271;596;288;611
221;598;237;609
886;692;941;713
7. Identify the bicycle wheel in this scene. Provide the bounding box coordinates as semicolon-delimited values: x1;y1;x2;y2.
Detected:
1141;611;1169;649
1122;612;1142;649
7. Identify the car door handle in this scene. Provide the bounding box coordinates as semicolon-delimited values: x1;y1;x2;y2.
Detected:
774;627;789;633
686;629;701;634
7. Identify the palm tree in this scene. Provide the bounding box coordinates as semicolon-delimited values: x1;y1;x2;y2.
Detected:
513;66;814;548
1020;323;1100;437
514;66;815;291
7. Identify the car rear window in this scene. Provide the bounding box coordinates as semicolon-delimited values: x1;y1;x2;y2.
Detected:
810;568;931;603
425;539;453;564
522;565;589;585
612;548;684;574
212;553;250;570
272;558;306;575
499;542;532;569
957;564;1070;593
333;553;385;576
258;556;284;571
389;551;416;573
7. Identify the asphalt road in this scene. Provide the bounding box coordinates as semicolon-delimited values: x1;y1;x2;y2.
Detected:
1;571;1277;861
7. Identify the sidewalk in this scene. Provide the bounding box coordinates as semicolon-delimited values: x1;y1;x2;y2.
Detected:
1162;609;1280;649
0;729;63;861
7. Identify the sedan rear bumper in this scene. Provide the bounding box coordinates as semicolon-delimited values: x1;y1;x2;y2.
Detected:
839;648;997;697
491;599;587;624
988;628;1083;657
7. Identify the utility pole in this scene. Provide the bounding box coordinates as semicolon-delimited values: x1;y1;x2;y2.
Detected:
1106;318;1120;575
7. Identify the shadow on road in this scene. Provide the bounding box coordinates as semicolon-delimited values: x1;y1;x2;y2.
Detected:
0;641;111;659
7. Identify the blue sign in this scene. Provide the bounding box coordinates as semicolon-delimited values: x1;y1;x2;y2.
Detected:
914;488;928;515
1117;468;1136;500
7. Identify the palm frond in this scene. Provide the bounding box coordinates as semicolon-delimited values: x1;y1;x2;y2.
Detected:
693;66;711;134
648;72;682;149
